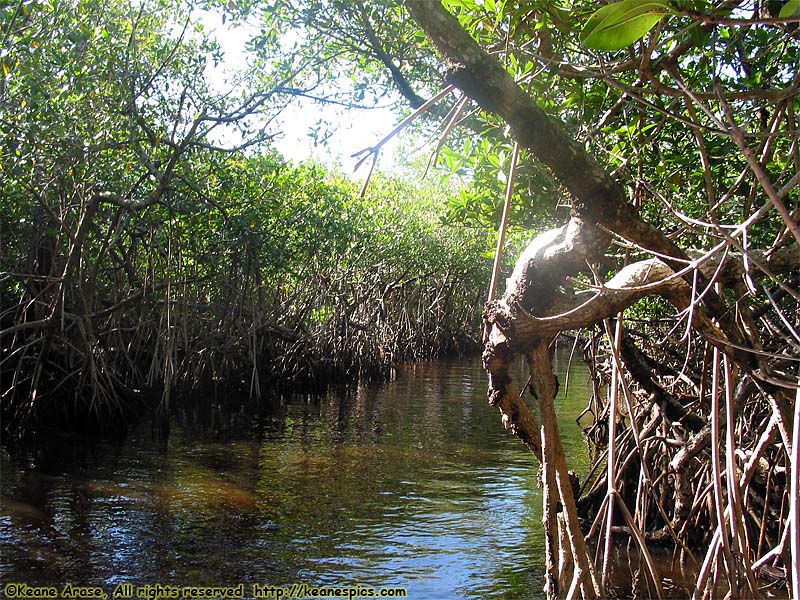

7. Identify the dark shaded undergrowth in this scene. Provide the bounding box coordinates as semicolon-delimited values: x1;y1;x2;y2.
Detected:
1;158;493;437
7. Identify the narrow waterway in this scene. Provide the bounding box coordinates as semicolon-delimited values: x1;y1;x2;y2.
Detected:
1;350;593;599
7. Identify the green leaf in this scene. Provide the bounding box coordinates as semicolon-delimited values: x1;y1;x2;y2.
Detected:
581;0;671;51
688;22;710;48
779;0;800;18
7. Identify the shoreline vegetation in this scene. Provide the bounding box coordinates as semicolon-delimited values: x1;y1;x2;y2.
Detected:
0;1;495;439
1;156;494;436
3;1;800;598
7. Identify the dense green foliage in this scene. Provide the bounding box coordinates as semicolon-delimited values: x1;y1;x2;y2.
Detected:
3;0;800;596
0;0;493;435
250;1;798;597
247;0;798;241
388;3;800;597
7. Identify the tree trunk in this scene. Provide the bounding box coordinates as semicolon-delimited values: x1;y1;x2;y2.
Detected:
402;1;800;597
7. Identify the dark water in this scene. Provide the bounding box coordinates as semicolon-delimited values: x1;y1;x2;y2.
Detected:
0;351;593;599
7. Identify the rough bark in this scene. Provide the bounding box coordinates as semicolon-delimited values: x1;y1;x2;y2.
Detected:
401;1;799;596
402;0;755;369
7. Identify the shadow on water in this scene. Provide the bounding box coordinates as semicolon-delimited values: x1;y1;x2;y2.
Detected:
1;352;593;599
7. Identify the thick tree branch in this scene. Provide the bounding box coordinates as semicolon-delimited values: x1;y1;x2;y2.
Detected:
403;1;674;256
403;0;755;370
619;330;705;433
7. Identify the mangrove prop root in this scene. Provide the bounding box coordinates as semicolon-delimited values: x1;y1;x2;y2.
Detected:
400;3;800;596
479;220;799;597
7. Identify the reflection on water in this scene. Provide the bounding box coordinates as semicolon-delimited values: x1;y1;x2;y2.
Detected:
1;353;591;599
